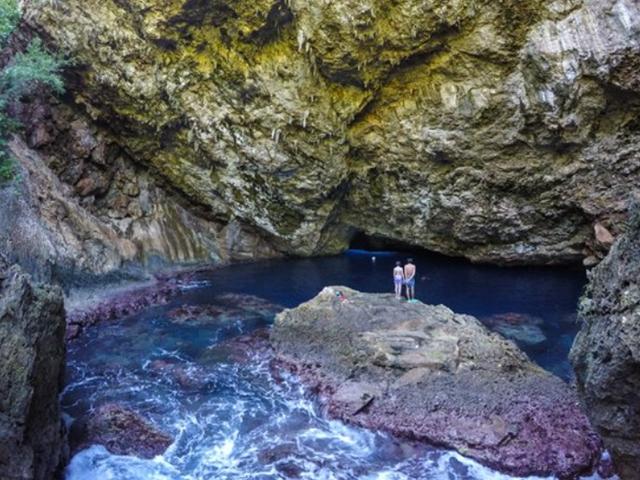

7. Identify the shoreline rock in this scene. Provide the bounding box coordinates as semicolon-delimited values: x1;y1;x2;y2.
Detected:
0;258;68;479
64;271;199;340
571;206;640;479
271;287;602;478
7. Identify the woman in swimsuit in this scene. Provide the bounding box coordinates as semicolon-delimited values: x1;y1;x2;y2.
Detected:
393;261;404;299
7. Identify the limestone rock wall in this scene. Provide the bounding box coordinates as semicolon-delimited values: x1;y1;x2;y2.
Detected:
0;257;67;479
18;0;640;265
0;100;278;285
571;204;640;479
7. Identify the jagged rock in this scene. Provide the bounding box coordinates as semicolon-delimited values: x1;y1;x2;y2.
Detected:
272;287;601;478
70;404;172;459
594;223;615;248
0;259;67;480
18;0;640;265
571;206;640;479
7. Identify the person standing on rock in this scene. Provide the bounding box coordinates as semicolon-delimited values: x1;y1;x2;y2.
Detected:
404;259;416;301
393;261;404;299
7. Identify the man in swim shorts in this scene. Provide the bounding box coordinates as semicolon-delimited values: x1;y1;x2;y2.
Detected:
393;261;404;299
404;259;416;301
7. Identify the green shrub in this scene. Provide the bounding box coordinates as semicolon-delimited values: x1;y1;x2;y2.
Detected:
1;38;65;100
0;0;20;46
0;0;65;185
0;153;15;183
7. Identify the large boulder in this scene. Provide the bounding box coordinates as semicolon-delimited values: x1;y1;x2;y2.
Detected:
0;258;67;480
18;0;640;265
272;287;601;478
571;206;640;479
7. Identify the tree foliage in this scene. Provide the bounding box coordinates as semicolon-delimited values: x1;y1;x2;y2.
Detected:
0;0;65;184
0;0;20;45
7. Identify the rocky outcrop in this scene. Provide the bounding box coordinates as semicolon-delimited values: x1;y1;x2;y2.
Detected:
17;0;640;266
271;287;601;478
0;257;67;480
69;403;172;459
571;206;640;479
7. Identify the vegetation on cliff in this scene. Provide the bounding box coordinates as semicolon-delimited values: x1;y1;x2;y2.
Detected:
0;0;64;183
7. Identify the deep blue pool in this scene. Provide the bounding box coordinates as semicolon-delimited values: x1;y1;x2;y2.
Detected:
182;250;586;379
62;251;588;480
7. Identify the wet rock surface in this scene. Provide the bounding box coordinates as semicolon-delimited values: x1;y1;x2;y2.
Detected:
70;403;173;459
146;358;213;391
0;258;67;480
168;294;282;326
204;327;273;364
65;274;189;340
571;206;640;479
272;287;602;478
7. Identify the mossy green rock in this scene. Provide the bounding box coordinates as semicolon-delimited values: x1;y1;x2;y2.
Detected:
25;0;640;264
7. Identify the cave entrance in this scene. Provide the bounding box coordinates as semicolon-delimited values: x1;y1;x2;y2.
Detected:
348;231;421;253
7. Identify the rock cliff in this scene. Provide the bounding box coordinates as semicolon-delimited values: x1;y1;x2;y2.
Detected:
571;205;640;479
12;0;639;269
272;287;602;478
0;257;67;479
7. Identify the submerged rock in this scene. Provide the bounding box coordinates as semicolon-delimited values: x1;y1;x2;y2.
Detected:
203;327;272;364
0;258;67;480
571;206;640;479
272;287;601;478
168;294;282;325
146;358;214;391
70;404;172;459
481;312;547;347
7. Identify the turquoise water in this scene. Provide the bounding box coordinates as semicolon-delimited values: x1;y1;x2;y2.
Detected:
62;251;589;480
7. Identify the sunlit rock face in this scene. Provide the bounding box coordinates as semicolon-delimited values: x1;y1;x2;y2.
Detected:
24;0;640;265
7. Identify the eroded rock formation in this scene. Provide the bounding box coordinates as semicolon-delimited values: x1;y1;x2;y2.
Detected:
9;0;637;269
271;287;602;478
571;206;640;479
0;256;67;480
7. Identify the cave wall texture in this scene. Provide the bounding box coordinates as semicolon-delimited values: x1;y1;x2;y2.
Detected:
5;0;638;277
571;204;640;479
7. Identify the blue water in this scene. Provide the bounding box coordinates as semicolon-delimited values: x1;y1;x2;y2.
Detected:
62;251;589;480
